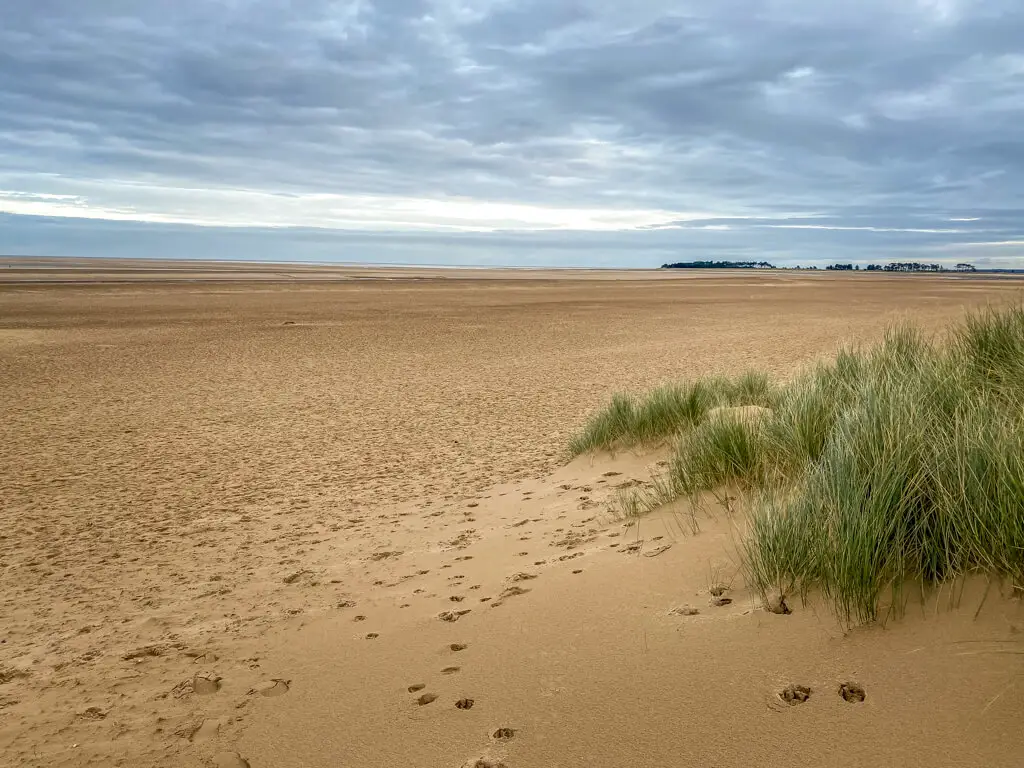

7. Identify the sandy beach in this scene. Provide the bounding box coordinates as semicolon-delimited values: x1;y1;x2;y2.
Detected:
3;260;1024;768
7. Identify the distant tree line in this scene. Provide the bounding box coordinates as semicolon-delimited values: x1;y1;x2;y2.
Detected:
860;262;976;272
661;260;980;273
832;262;978;272
661;260;775;269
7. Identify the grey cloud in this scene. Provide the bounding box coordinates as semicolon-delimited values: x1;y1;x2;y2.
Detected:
1;1;1024;265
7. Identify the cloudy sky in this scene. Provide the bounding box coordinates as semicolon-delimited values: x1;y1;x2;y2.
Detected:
2;0;1023;267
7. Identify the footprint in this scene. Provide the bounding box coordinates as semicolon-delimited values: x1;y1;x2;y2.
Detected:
255;679;290;697
192;675;221;695
572;569;583;574
408;683;426;693
282;569;314;584
449;643;468;652
191;718;221;743
123;642;183;661
462;759;507;768
710;597;733;607
499;586;530;599
442;666;460;675
779;684;811;705
643;544;672;558
508;572;537;582
455;698;475;709
670;605;700;616
213;752;251;768
449;595;466;602
439;610;471;622
839;682;866;703
492;727;515;741
365;633;379;639
369;550;403;561
417;693;438;706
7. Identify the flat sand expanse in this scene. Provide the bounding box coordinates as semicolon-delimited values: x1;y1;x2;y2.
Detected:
3;261;1024;767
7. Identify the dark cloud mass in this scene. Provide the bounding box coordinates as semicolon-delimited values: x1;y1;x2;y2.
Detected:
2;0;1024;265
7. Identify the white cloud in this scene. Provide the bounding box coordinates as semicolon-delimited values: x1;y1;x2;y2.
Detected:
785;66;815;80
760;224;970;234
0;185;714;233
954;240;1024;247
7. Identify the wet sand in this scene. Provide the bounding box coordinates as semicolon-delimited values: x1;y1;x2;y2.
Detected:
2;260;1023;767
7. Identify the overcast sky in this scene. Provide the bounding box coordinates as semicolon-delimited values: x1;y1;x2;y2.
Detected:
2;0;1024;267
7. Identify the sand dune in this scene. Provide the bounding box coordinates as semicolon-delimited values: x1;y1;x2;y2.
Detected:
2;261;1023;767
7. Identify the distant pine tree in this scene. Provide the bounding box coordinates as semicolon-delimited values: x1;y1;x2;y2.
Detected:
661;260;775;269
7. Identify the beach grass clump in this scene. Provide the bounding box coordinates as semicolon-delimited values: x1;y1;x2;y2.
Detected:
568;373;776;456
954;305;1024;397
666;410;769;497
573;306;1024;623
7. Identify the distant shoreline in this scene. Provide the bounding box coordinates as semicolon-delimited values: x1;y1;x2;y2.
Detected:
1;255;633;271
3;256;1024;286
5;254;1024;274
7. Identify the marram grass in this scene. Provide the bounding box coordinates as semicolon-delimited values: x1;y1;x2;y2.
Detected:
567;372;776;456
570;306;1024;624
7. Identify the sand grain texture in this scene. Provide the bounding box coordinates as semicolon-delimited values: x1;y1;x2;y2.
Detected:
2;261;1023;767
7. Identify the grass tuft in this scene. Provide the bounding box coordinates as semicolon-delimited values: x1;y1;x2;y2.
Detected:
571;305;1024;623
568;373;776;456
